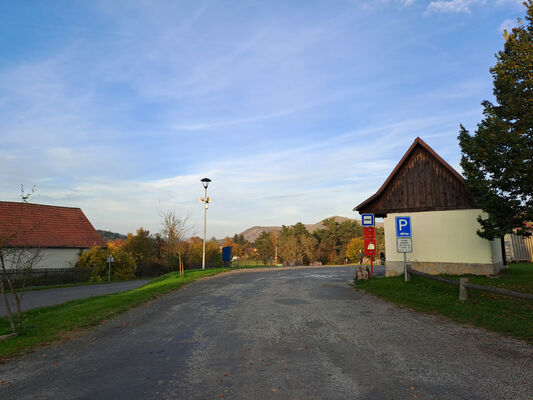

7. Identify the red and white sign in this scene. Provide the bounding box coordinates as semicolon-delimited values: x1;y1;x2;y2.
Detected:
363;227;376;256
363;226;377;276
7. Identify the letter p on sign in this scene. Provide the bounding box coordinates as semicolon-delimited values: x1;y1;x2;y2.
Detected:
395;216;412;237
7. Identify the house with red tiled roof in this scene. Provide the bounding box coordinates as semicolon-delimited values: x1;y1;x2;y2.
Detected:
0;201;105;269
354;137;504;276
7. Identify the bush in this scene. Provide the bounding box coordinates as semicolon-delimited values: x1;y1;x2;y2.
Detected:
136;261;169;277
76;247;136;282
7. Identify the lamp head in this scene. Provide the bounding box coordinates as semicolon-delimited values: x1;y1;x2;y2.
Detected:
201;177;211;189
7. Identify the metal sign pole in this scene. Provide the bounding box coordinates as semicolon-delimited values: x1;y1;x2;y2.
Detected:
404;252;407;282
107;254;114;282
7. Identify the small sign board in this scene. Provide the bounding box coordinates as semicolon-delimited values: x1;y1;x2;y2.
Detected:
395;216;412;237
364;238;377;256
361;214;375;227
107;254;114;263
363;226;376;256
222;246;232;262
396;238;413;253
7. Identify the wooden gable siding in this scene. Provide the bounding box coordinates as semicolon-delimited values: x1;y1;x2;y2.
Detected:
358;144;475;216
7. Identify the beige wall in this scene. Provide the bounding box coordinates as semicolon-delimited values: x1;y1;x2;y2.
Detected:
37;248;85;269
384;209;504;276
3;248;86;270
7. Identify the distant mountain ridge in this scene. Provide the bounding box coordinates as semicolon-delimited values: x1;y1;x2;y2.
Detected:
97;229;127;242
239;216;382;243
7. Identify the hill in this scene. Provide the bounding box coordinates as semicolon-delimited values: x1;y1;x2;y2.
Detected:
239;216;380;243
97;229;127;242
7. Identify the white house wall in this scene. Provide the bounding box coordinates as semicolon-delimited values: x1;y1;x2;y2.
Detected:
37;248;85;269
384;209;504;276
3;248;86;270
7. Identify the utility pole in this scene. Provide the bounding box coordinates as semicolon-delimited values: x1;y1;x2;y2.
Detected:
200;178;211;270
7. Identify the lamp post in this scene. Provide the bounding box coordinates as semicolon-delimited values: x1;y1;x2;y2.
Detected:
200;178;211;270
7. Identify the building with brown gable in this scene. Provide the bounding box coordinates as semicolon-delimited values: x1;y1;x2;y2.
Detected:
354;137;504;276
0;201;105;269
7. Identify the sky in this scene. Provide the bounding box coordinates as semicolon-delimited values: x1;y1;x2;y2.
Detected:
0;0;527;239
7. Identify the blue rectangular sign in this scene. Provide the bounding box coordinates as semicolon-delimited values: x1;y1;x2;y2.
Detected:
395;216;412;237
361;214;375;227
222;246;232;262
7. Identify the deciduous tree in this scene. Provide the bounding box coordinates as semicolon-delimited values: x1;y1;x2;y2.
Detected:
159;210;190;275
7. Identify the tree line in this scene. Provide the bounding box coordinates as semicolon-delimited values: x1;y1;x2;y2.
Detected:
77;211;225;281
250;218;384;266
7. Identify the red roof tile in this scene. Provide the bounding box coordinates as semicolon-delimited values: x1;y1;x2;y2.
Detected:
0;201;105;248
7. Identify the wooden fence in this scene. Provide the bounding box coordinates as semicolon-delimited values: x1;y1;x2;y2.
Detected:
0;268;92;288
406;267;533;301
504;233;533;262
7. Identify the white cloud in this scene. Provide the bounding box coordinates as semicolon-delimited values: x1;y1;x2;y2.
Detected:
426;0;485;14
1;1;499;239
499;18;517;33
496;0;526;7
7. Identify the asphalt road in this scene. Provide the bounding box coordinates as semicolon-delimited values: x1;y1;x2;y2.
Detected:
1;266;531;400
0;280;152;317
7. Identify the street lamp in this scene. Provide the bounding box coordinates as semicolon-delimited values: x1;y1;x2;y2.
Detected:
200;178;211;270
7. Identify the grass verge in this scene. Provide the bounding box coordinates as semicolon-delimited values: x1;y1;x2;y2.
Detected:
355;263;533;343
0;268;228;360
18;279;143;292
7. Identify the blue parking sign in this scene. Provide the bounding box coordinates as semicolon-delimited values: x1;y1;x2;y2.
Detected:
395;216;412;237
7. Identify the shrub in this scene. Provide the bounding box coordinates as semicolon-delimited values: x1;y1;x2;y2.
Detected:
76;247;136;282
136;261;169;277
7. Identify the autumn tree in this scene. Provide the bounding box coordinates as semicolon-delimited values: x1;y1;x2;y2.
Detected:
254;231;274;264
346;237;365;262
458;1;533;239
121;227;157;265
160;210;190;275
277;223;317;266
76;246;136;282
314;218;363;264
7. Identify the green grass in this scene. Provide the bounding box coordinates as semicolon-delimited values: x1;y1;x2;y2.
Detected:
0;268;229;360
355;263;533;343
18;279;138;292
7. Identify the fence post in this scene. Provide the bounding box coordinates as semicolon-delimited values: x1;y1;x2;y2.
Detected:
406;268;411;282
459;278;469;301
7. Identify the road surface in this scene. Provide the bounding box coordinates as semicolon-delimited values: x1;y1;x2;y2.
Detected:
0;280;151;317
0;266;531;399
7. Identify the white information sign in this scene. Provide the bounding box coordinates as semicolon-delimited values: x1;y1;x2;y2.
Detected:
361;213;375;227
396;238;413;253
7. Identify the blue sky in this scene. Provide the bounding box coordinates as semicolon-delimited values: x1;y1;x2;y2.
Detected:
0;0;526;238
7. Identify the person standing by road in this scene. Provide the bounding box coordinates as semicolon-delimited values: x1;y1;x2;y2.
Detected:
358;249;364;265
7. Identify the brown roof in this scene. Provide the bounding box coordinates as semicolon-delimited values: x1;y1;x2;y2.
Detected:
0;201;105;248
354;137;474;216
